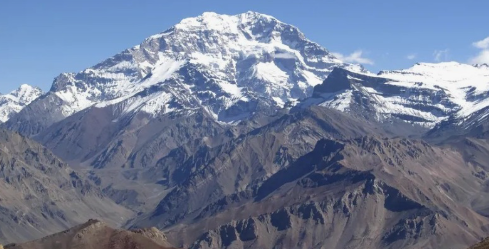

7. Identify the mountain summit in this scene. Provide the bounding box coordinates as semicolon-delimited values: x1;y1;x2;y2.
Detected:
7;11;359;136
0;84;42;122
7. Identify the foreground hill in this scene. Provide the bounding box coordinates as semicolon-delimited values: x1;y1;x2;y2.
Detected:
469;237;489;249
3;219;177;249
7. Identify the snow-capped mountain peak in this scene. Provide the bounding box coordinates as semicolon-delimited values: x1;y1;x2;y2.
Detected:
11;11;359;133
0;84;43;122
11;84;43;102
172;11;279;32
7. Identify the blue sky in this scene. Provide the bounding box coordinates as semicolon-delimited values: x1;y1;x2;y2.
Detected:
1;0;488;93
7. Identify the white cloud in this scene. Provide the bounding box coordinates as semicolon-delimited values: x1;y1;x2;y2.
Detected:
470;50;489;64
473;37;489;49
406;54;417;60
470;37;489;64
433;49;449;62
332;50;374;65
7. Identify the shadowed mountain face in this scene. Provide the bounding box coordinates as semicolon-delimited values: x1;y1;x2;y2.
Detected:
0;129;132;244
3;219;177;249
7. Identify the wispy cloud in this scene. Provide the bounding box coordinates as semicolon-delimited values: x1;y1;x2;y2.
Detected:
332;50;374;65
406;54;417;60
433;49;449;62
470;36;489;64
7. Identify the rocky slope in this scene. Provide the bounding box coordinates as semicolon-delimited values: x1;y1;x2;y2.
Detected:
3;219;176;249
128;106;384;228
38;108;228;213
104;106;488;249
0;84;42;123
422;93;489;219
181;137;489;249
0;129;132;244
35;104;381;214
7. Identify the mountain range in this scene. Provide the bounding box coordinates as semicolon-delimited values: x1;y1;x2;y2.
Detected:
2;11;489;249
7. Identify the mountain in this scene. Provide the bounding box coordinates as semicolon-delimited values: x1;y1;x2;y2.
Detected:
156;135;488;249
0;129;132;244
127;106;384;229
37;108;229;212
5;11;361;136
3;11;489;249
301;62;489;128
2;11;360;214
3;219;177;249
0;84;42;123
